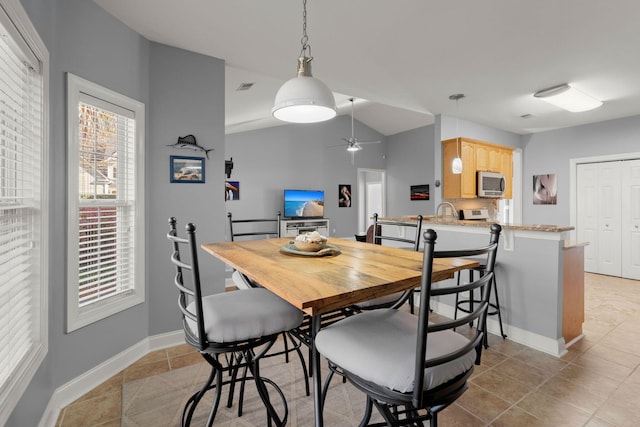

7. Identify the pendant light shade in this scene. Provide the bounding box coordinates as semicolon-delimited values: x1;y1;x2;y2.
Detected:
452;155;463;174
449;94;465;175
273;58;336;123
273;0;336;123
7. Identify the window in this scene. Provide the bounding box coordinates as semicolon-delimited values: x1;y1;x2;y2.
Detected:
0;0;48;423
66;73;145;332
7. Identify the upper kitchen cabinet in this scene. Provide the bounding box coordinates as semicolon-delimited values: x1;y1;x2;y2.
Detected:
442;137;514;199
442;138;476;199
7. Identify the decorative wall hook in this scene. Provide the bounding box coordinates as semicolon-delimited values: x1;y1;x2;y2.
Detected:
225;157;234;178
167;134;213;159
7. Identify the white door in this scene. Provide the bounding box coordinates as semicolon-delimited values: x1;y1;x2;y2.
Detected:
597;162;622;276
366;182;382;230
357;169;386;234
577;164;599;273
622;159;640;279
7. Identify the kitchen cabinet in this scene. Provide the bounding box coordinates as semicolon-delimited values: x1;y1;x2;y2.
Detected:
563;241;587;343
442;138;476;199
442;137;513;199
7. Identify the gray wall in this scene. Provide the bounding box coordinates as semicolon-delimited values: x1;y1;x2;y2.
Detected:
521;115;640;226
147;43;226;335
10;1;226;425
385;125;436;216
225;115;386;238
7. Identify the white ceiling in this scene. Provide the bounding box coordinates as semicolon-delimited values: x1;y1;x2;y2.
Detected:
95;0;640;137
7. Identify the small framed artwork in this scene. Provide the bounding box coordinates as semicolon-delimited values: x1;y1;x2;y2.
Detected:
225;181;240;201
338;184;351;207
170;155;205;183
533;174;557;205
410;184;430;200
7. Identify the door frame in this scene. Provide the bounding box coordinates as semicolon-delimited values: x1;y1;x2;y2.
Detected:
357;168;386;234
570;151;640;240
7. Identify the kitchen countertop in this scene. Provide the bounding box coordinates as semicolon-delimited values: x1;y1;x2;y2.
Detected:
379;215;575;233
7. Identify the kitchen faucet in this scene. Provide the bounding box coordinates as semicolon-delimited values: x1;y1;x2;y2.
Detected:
436;202;459;218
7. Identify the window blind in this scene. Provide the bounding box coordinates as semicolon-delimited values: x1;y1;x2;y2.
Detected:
0;11;43;398
76;101;136;307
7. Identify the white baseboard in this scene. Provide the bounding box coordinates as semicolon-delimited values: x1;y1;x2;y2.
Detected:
38;330;184;427
429;300;567;357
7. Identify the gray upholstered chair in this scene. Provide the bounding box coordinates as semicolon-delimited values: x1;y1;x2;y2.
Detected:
227;211;281;244
354;213;423;311
227;211;310;397
167;217;303;426
316;225;501;426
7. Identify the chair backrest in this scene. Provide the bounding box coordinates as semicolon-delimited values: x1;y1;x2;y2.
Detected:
372;213;423;251
227;211;281;241
413;224;501;408
167;217;208;351
365;224;381;244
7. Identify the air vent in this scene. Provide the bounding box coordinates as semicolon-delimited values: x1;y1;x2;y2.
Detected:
236;82;255;91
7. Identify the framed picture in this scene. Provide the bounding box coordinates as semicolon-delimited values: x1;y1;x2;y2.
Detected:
225;181;240;201
338;184;351;207
410;184;430;200
170;155;205;183
533;174;557;205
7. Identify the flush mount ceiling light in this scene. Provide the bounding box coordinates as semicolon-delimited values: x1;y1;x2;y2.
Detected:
533;83;602;112
272;0;336;123
449;93;465;175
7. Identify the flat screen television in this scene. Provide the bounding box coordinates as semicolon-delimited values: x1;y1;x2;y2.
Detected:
283;189;325;219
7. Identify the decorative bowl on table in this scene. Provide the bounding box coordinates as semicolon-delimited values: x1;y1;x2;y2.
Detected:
293;231;328;252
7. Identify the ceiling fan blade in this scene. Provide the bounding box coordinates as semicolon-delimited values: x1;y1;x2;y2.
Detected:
328;142;348;148
356;140;381;145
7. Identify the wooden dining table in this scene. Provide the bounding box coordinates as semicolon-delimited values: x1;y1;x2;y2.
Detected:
201;236;480;427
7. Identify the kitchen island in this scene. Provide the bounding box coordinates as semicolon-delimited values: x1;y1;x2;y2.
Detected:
381;216;585;357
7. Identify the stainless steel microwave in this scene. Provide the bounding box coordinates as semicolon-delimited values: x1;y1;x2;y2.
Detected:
477;171;505;198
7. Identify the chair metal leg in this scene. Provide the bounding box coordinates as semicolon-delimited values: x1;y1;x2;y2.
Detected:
248;350;288;427
283;332;290;363
181;358;218;427
205;364;224;427
492;274;507;339
225;352;242;410
358;396;374;427
287;331;310;396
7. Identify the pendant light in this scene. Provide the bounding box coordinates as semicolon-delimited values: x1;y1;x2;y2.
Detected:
272;0;336;123
449;94;465;174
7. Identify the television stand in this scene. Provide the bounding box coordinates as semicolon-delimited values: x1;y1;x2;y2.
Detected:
281;218;330;237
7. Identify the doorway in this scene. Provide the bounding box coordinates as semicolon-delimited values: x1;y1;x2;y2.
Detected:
357;168;386;234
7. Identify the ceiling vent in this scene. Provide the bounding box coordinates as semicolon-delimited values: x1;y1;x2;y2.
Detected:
236;82;255;91
520;114;534;119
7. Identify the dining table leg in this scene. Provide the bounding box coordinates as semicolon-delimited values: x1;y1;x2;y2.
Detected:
311;314;323;427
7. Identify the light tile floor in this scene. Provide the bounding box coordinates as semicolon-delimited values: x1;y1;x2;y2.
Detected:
55;273;640;426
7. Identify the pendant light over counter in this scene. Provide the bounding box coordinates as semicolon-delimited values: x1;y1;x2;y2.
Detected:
449;93;465;175
272;0;336;124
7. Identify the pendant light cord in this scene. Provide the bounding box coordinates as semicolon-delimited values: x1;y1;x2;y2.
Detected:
449;93;465;158
299;0;312;60
455;97;460;158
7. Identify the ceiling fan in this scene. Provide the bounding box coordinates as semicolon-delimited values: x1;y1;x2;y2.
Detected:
331;98;381;155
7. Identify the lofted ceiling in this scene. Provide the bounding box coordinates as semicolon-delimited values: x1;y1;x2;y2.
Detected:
95;0;640;137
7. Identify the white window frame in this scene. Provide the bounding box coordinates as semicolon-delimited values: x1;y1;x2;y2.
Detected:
66;73;145;332
0;0;49;424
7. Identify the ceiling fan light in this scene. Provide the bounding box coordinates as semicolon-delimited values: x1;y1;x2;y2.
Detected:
452;156;463;174
533;83;602;112
347;144;361;152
